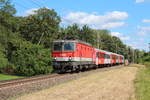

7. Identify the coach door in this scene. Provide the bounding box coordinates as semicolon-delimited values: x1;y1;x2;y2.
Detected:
96;52;99;65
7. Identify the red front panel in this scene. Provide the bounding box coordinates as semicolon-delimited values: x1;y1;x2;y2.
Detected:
52;51;74;57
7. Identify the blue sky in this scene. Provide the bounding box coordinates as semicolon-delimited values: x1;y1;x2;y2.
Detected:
12;0;150;51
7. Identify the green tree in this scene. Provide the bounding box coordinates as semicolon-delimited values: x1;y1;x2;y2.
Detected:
11;41;52;76
0;44;8;72
20;7;61;48
0;0;16;15
80;25;96;45
62;24;81;40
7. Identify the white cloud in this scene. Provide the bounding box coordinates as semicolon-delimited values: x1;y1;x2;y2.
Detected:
135;0;150;3
135;0;145;3
24;8;39;16
24;7;51;16
127;41;148;51
137;26;150;35
62;11;128;29
139;38;144;41
111;32;121;37
120;36;130;40
142;19;150;23
111;32;130;41
101;22;127;29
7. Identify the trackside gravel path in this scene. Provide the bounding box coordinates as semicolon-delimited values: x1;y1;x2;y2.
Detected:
14;66;138;100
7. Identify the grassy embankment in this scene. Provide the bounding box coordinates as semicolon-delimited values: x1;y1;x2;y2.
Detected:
0;74;24;81
134;62;150;100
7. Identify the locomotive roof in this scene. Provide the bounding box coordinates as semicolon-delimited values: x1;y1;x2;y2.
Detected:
53;40;92;46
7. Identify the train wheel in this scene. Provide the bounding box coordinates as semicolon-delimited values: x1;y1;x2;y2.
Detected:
76;67;80;73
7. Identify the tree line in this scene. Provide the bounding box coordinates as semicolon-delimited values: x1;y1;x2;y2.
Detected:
0;0;148;76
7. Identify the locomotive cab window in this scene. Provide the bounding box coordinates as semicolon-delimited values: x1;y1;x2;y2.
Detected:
64;42;75;51
53;42;62;51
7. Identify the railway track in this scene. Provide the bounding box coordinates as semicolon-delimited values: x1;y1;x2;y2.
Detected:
0;65;123;89
0;74;60;88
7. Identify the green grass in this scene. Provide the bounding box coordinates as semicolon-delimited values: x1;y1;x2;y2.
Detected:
0;74;24;81
134;64;150;100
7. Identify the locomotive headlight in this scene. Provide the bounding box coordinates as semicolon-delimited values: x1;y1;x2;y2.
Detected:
53;57;57;61
69;57;72;61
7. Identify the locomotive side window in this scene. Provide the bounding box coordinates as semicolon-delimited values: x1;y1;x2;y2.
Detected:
64;42;75;51
53;42;62;51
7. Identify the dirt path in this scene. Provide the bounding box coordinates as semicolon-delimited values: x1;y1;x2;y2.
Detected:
14;66;138;100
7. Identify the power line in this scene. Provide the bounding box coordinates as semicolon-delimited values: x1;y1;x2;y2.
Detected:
14;1;30;10
28;0;42;8
34;0;46;7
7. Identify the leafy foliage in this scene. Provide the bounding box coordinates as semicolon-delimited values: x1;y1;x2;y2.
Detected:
19;8;61;48
0;44;8;72
11;41;52;76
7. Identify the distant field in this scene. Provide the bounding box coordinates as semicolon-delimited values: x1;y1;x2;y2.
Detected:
0;74;24;81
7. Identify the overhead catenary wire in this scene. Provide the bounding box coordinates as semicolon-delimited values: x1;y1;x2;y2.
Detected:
14;0;47;13
33;0;46;7
13;1;31;10
28;0;43;8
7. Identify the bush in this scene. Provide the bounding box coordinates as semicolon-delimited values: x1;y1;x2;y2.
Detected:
0;44;9;72
144;62;150;68
11;41;52;76
0;51;8;72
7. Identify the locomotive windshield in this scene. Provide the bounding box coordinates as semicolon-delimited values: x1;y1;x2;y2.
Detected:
64;42;74;51
53;42;75;51
53;42;63;51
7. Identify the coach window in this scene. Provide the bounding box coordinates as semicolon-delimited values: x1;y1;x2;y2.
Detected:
116;56;118;60
100;54;104;58
107;55;110;59
96;52;99;57
64;42;75;51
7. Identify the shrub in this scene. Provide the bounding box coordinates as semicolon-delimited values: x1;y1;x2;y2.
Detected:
11;41;52;76
0;44;9;72
144;62;150;68
0;51;8;72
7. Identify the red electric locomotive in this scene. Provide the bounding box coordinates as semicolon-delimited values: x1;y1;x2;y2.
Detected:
52;40;124;73
52;40;95;73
